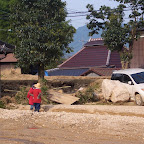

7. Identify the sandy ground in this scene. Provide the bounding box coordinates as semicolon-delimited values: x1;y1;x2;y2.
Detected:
1;73;109;81
0;104;144;144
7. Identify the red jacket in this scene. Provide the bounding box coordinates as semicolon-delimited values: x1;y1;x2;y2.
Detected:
32;88;42;103
27;88;34;105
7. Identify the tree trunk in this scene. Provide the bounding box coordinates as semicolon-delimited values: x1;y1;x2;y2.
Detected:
38;63;44;83
125;61;129;69
121;61;125;69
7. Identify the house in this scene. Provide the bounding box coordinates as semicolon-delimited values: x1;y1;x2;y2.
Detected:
130;29;144;68
81;67;121;77
47;38;121;76
59;38;121;69
0;40;20;74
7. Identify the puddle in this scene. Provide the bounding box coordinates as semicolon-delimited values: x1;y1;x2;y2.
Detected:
0;137;44;144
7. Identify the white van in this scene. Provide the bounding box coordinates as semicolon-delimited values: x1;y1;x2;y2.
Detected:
111;68;144;106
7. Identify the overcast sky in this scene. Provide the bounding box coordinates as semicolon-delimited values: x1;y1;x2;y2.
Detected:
62;0;130;29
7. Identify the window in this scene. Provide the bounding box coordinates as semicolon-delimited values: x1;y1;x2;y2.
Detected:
111;73;134;85
131;72;144;84
123;74;133;84
111;73;123;82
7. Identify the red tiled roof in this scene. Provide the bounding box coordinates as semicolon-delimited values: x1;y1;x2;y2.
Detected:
0;54;5;60
81;68;121;76
59;38;121;68
109;51;122;68
59;46;109;68
59;46;121;68
0;53;17;62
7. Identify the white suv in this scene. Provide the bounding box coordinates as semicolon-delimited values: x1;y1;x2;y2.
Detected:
111;68;144;106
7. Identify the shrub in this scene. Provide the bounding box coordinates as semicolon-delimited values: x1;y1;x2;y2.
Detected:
0;100;6;109
15;86;29;104
41;85;50;104
76;82;100;104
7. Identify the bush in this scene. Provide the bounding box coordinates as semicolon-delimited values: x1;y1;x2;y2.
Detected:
0;100;6;109
41;85;50;104
76;82;100;104
15;86;29;104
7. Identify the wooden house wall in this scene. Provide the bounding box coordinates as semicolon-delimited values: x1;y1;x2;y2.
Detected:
130;37;144;68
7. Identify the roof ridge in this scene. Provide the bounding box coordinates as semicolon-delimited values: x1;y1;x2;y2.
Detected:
89;38;103;41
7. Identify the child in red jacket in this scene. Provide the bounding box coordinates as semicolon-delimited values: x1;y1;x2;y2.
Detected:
32;83;42;112
27;84;35;110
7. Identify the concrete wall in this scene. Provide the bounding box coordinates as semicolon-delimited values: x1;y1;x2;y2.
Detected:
0;63;21;75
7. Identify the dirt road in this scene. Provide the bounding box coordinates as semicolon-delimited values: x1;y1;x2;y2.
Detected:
0;105;144;144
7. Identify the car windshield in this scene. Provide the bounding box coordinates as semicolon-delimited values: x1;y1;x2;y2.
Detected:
131;72;144;84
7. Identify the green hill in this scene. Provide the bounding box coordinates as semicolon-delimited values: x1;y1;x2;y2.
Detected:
66;25;102;58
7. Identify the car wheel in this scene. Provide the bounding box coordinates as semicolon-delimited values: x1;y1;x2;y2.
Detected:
135;94;144;106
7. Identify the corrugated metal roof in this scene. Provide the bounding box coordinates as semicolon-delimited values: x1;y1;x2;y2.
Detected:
47;68;89;76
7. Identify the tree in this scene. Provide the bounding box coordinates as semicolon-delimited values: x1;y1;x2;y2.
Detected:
86;1;144;69
114;0;144;49
0;0;17;44
10;0;76;82
0;0;11;43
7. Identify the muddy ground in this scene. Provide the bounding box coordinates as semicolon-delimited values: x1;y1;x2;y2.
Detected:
0;105;144;144
1;74;144;144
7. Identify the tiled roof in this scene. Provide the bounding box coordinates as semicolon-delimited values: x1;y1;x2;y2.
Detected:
81;68;121;76
59;46;121;68
59;38;121;69
109;51;122;68
47;68;89;76
0;53;17;62
59;46;108;68
0;54;5;60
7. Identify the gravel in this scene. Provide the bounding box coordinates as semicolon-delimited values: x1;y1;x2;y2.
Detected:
1;105;144;143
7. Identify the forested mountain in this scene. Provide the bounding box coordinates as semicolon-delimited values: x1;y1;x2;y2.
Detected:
66;25;102;58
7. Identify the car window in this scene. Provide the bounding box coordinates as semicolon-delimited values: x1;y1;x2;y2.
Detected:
123;74;133;84
131;72;144;84
111;73;123;82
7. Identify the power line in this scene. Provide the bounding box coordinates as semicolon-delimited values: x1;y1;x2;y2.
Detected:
67;14;88;17
67;11;90;14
